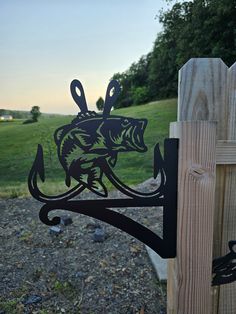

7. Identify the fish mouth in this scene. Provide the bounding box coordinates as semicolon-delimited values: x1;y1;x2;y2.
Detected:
130;119;147;152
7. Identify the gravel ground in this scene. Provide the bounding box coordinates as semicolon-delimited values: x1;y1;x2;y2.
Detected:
0;179;166;314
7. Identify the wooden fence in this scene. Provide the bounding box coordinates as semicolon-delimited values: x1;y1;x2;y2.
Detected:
167;58;236;314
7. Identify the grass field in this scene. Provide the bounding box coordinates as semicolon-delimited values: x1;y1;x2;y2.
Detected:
0;99;177;197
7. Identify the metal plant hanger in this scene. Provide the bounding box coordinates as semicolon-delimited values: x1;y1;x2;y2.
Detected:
28;79;178;258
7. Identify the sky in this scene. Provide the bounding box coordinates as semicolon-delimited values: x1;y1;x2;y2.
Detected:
0;0;170;114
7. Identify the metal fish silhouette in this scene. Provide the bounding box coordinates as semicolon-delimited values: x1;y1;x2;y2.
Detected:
54;80;148;197
29;79;165;203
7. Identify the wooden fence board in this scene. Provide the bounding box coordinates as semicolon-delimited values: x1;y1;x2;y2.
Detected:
217;62;236;314
167;121;216;314
177;58;228;139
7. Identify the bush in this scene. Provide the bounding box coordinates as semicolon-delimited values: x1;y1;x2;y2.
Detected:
132;86;149;105
117;96;133;108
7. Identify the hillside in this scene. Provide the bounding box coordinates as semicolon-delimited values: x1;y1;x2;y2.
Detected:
0;99;177;197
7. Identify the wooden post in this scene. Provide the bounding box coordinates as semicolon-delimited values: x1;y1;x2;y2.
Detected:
167;58;236;313
167;121;216;314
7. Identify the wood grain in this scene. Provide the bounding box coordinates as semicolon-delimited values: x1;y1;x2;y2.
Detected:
167;121;216;314
216;141;236;164
178;58;228;140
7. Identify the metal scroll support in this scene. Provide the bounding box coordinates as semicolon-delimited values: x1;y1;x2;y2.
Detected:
28;79;178;259
212;241;236;286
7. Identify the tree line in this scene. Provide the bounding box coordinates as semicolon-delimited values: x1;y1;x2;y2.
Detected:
96;0;236;110
0;109;30;119
0;106;41;123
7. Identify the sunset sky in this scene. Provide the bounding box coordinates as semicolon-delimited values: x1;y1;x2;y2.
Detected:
0;0;169;114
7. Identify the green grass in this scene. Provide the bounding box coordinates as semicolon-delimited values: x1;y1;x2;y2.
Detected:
0;99;177;197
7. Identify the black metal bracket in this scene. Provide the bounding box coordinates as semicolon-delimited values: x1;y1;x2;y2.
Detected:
212;241;236;286
28;79;178;258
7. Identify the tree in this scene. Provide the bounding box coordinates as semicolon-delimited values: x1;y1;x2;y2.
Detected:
109;0;236;108
111;54;152;108
132;86;149;105
96;97;104;111
149;0;236;99
30;106;41;122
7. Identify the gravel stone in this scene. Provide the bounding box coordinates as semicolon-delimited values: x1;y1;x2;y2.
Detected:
86;222;101;232
92;227;106;242
23;295;42;305
0;178;166;313
60;215;73;226
49;225;63;235
75;271;87;279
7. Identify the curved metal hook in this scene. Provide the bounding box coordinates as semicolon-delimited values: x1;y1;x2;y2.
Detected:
28;144;85;202
101;144;166;199
103;80;121;117
104;166;165;199
70;79;88;113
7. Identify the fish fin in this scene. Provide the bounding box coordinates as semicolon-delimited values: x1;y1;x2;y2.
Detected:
79;173;89;184
54;126;65;144
88;166;107;197
65;173;71;187
108;155;117;167
72;130;91;147
89;179;108;197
